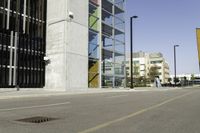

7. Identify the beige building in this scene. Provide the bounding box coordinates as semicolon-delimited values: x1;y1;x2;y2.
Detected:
149;53;170;83
126;51;170;84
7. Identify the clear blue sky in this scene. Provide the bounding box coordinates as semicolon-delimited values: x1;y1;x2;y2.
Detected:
125;0;200;75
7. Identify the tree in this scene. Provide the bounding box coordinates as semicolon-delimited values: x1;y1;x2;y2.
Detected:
191;74;195;85
191;74;195;81
168;78;172;83
133;65;140;78
173;77;180;83
138;76;149;87
149;65;160;83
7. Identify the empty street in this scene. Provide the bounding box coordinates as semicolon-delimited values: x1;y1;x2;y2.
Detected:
0;88;200;133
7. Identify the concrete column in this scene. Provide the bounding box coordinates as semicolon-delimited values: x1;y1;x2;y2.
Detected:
46;0;88;91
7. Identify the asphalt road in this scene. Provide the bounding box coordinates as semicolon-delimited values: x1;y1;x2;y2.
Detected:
0;87;200;133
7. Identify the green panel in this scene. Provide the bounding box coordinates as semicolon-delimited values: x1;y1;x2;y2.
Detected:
89;15;98;31
89;7;99;31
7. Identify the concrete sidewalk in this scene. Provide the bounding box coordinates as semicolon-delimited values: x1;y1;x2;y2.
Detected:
0;87;182;100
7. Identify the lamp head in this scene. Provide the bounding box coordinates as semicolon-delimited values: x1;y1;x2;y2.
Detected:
131;16;138;19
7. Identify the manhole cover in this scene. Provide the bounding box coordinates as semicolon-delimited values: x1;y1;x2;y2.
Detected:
17;116;58;123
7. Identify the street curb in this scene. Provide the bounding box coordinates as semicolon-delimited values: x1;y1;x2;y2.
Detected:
0;87;184;100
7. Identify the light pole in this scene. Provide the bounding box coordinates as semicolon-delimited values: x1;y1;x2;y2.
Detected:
174;45;179;86
130;16;138;89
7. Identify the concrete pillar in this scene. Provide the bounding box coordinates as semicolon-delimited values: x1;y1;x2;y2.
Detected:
46;0;89;91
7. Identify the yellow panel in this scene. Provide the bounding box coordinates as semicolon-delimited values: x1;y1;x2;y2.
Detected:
89;61;99;88
89;73;99;88
196;28;200;68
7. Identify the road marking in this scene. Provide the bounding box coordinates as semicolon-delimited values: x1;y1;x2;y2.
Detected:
0;102;71;112
107;95;128;99
79;91;195;133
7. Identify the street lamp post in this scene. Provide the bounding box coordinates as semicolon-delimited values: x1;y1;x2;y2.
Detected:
130;16;138;89
174;45;179;86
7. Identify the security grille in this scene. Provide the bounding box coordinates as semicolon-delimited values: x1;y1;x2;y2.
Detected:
0;0;47;88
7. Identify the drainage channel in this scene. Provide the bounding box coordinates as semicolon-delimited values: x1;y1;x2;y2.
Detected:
17;116;58;124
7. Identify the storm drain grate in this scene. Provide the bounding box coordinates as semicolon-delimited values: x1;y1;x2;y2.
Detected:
17;116;58;124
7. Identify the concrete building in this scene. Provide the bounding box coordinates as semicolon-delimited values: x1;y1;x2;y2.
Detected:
126;51;170;84
0;0;126;90
149;53;170;83
126;51;149;78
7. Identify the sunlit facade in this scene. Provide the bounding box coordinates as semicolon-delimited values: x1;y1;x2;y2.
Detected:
0;0;125;90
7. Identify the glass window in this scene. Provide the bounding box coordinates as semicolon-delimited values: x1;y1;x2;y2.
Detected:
114;17;124;31
115;11;124;19
115;54;124;64
114;63;124;75
102;35;113;50
115;40;125;54
102;0;113;14
114;32;125;42
102;10;113;26
114;0;124;10
89;43;99;59
102;75;113;87
115;77;125;87
102;60;113;75
89;31;99;59
150;61;163;64
102;23;113;36
89;31;98;45
102;49;113;63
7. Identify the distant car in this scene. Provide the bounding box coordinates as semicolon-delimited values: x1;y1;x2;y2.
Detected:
171;81;181;87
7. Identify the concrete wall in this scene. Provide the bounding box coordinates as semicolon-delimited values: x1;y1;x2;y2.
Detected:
46;0;88;91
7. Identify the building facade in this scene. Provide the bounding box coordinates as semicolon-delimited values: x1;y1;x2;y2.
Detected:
0;0;47;88
47;0;125;90
88;0;125;88
126;51;170;84
126;51;148;78
149;53;170;83
0;0;125;90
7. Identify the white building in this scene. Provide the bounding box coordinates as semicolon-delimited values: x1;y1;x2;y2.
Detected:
126;51;148;78
170;74;200;81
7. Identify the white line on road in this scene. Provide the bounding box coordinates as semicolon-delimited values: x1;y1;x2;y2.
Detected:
107;95;128;99
0;101;71;112
79;91;195;133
